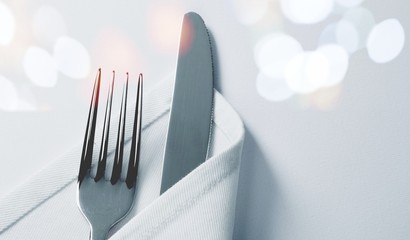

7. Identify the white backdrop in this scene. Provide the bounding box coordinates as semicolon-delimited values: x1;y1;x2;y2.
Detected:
0;0;409;239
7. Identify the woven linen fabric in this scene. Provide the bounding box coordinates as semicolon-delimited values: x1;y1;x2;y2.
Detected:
0;79;244;240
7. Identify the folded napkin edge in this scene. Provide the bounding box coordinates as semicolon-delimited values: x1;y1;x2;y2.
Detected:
0;79;245;237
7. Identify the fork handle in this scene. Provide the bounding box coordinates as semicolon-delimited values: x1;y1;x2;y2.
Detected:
90;228;108;240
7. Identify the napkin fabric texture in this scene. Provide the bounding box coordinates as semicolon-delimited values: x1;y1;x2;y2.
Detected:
0;79;244;240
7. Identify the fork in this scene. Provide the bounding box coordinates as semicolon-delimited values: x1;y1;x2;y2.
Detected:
77;69;143;240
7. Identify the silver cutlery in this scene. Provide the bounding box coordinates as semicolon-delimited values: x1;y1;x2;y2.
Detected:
160;12;214;194
77;69;143;240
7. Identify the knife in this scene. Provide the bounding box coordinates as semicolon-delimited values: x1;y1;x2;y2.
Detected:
160;12;214;194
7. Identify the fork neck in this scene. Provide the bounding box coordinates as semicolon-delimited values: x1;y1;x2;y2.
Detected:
90;228;108;240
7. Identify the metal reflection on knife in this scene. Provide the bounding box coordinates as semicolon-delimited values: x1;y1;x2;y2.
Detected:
160;12;214;194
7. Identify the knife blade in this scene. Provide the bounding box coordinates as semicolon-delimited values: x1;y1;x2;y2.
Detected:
160;12;214;194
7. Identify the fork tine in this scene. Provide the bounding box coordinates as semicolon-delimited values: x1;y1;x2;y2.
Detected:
126;74;143;189
78;69;102;183
111;73;129;184
95;71;115;182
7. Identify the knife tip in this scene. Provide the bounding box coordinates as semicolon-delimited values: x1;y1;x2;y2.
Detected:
185;11;204;22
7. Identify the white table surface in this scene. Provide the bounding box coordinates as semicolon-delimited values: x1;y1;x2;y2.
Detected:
1;0;409;239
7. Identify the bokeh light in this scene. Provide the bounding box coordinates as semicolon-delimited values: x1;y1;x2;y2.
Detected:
255;33;303;79
0;75;19;111
256;72;294;102
367;18;405;63
0;0;405;111
342;7;375;50
232;0;269;26
32;5;67;45
318;44;349;87
336;19;360;53
300;85;342;110
23;46;58;87
147;4;185;53
285;51;330;93
318;23;337;46
319;7;375;53
0;1;15;45
335;0;364;8
247;0;405;104
54;36;90;79
92;28;141;75
280;0;334;24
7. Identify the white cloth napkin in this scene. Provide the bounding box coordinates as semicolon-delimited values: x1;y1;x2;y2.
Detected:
0;79;244;239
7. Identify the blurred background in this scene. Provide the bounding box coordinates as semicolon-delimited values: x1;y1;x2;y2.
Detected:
0;0;409;239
